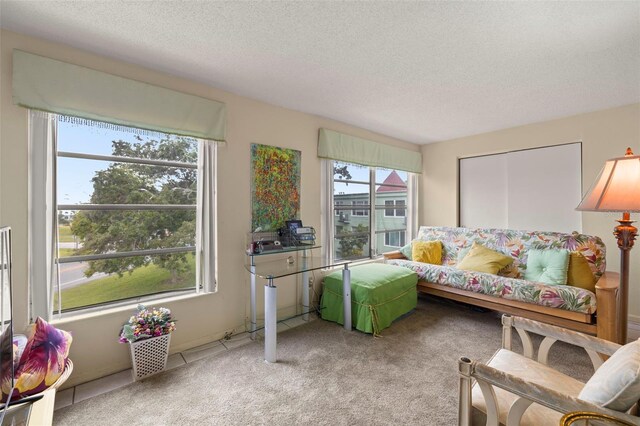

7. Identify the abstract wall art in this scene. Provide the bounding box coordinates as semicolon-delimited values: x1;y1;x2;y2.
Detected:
250;143;301;232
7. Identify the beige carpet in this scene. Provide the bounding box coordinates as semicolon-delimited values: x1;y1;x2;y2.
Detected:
54;296;593;425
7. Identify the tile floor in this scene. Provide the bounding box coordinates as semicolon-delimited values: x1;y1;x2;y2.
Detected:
54;313;318;411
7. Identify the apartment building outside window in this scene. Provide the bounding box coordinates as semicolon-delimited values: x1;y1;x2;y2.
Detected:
384;231;406;248
331;161;414;261
384;199;406;217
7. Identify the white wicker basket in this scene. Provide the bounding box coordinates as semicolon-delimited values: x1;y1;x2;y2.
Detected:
129;334;171;381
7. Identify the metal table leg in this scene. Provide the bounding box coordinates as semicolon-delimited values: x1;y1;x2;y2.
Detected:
264;278;277;363
302;249;309;321
342;264;351;331
250;259;257;340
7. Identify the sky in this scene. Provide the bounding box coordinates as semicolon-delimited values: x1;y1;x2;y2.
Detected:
57;120;197;206
333;161;408;195
57;121;139;205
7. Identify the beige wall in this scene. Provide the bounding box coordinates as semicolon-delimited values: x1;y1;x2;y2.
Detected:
0;30;420;386
421;103;640;320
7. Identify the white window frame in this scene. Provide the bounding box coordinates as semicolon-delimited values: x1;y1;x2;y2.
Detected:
29;111;217;319
323;160;417;263
384;230;406;248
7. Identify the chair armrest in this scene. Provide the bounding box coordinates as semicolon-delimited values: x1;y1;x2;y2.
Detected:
503;315;621;357
382;251;406;260
463;357;640;425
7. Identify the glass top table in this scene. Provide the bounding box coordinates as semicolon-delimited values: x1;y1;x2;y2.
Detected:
245;246;352;362
245;254;349;279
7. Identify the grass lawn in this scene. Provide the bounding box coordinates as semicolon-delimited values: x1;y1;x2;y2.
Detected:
58;225;76;243
57;255;196;311
58;248;77;257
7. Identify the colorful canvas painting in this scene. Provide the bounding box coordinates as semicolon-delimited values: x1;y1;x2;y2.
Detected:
250;144;301;232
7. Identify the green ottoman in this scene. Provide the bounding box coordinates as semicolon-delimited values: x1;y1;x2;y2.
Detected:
321;263;418;335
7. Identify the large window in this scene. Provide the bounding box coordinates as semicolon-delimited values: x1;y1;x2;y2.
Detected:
31;112;215;315
331;161;414;261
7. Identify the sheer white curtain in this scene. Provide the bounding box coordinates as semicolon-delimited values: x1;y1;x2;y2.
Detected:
29;111;58;320
406;174;419;241
196;140;217;293
321;159;335;263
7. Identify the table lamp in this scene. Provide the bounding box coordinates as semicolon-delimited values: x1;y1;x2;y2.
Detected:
576;147;640;344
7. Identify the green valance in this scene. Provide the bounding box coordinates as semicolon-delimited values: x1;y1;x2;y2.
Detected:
318;128;422;173
12;50;226;141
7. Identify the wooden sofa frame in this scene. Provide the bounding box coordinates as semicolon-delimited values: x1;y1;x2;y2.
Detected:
383;251;620;343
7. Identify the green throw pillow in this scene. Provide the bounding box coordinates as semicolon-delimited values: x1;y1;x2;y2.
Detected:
399;242;413;260
524;249;570;285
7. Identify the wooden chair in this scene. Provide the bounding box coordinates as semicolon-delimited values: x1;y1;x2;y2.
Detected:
458;315;640;426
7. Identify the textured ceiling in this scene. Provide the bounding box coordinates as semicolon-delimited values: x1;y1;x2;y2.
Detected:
1;1;639;144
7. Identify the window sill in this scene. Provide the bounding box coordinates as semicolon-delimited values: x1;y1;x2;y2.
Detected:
349;257;385;267
323;256;384;272
51;291;211;325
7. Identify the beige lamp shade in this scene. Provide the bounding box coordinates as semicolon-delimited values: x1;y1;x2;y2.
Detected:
577;148;640;212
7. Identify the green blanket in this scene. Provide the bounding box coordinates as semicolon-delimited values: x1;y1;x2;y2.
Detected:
321;263;418;335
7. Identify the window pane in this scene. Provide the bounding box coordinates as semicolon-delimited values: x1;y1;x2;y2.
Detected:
334;223;370;261
58;120;197;164
54;115;201;312
333;162;371;261
375;168;408;186
58;157;197;206
54;252;196;312
57;210;196;256
334;161;369;183
383;231;406;248
375;199;407;254
374;167;408;255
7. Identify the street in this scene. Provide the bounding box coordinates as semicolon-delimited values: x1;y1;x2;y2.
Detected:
59;262;108;289
58;241;109;289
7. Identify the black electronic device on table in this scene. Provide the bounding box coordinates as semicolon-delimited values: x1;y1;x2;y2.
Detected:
281;220;315;247
285;220;303;233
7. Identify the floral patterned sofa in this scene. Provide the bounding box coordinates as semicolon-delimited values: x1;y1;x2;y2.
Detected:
383;226;620;342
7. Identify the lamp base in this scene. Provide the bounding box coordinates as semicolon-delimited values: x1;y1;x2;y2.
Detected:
614;212;637;344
